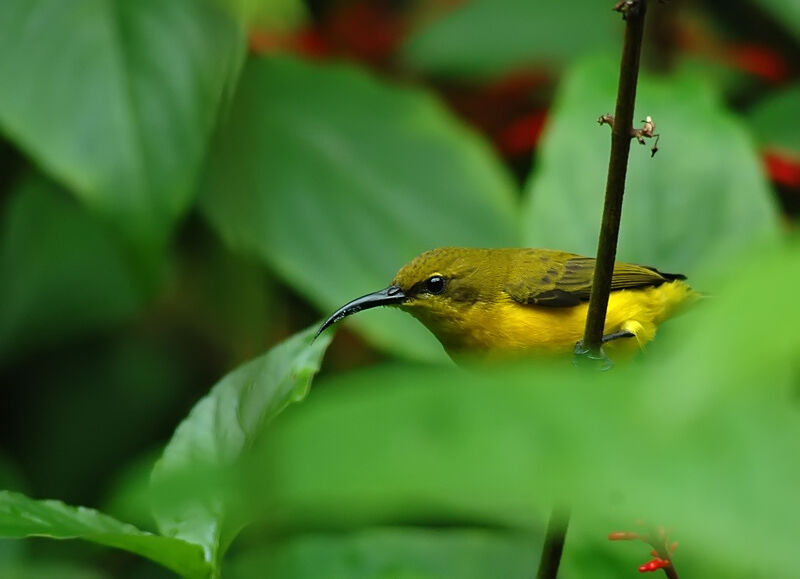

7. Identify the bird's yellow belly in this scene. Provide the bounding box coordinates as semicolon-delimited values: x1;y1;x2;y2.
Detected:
412;281;693;357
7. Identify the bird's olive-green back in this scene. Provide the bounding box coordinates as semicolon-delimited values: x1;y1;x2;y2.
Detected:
392;248;683;307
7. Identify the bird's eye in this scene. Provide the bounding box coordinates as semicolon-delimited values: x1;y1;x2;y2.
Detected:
426;275;446;295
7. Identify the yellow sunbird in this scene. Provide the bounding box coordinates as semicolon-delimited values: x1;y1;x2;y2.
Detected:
317;248;695;359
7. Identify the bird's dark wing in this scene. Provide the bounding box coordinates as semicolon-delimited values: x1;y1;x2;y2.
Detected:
504;253;685;308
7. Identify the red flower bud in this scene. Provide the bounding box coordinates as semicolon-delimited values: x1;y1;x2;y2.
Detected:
638;558;670;573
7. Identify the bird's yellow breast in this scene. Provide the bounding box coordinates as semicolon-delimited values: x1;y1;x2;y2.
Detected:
404;280;693;357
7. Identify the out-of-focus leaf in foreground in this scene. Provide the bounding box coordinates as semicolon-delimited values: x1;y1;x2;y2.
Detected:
229;528;540;579
0;175;142;363
199;55;518;362
0;0;242;247
0;491;208;579
151;325;332;570
251;240;800;577
402;0;619;78
523;57;780;279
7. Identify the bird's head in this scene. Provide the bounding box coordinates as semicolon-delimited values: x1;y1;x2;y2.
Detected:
315;248;504;340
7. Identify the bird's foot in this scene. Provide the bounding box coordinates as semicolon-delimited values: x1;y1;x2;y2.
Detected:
573;341;614;371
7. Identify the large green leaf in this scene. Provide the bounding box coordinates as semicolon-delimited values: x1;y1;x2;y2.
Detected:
746;83;800;152
150;325;332;571
0;175;142;363
402;0;620;78
229;528;540;579
522;57;780;279
199;55;518;361
250;240;800;577
0;491;208;579
0;0;243;247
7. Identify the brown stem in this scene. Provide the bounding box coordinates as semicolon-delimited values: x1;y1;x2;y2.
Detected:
647;528;681;579
662;563;680;579
554;2;656;577
585;7;681;576
651;536;680;579
536;506;571;579
582;0;649;354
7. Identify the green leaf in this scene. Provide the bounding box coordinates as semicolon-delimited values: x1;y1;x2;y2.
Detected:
229;528;540;579
250;240;800;577
522;56;780;278
402;0;620;78
0;491;208;579
199;56;518;361
151;325;333;570
746;83;800;153
0;0;243;247
0;174;143;363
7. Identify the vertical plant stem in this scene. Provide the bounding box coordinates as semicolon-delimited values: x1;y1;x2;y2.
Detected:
536;506;571;579
582;0;649;353
551;3;650;577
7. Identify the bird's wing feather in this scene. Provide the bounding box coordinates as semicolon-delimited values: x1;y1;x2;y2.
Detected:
504;255;682;308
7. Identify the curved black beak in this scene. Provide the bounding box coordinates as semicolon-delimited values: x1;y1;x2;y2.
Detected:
315;285;407;339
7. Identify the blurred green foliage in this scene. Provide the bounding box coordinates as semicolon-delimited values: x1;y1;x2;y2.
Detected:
227;528;542;578
0;0;798;578
403;0;621;77
750;0;800;42
0;175;143;362
747;83;800;151
0;0;243;253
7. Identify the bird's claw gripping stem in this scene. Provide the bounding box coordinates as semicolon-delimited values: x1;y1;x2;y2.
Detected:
572;341;614;371
573;330;635;370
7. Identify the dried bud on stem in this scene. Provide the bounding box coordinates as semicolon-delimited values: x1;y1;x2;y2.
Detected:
597;114;660;156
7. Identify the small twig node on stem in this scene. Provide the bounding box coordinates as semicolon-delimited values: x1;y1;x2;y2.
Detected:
598;113;615;126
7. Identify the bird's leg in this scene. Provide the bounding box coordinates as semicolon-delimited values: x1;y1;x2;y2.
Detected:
601;330;636;343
